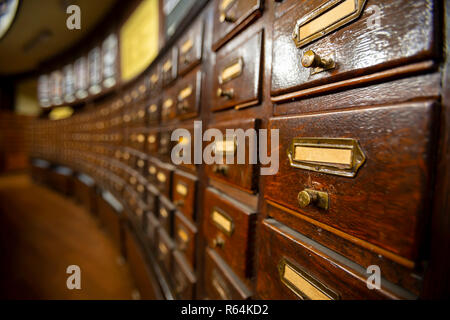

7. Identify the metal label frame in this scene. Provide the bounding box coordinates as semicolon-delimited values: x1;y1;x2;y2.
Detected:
287;137;366;178
292;0;367;48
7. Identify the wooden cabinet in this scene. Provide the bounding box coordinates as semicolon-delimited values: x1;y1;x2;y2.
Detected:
28;0;449;301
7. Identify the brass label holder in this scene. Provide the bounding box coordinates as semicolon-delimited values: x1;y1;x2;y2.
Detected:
219;57;243;84
211;207;234;236
292;0;367;48
278;258;339;300
287;138;366;178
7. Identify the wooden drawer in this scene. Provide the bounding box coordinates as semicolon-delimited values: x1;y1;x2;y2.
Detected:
271;0;439;97
161;86;178;123
203;188;257;280
265;101;439;263
256;219;413;299
212;0;263;51
146;184;159;214
204;118;260;193
135;154;147;176
146;128;159;155
147;97;160;125
177;18;204;76
145;212;160;246
204;248;252;300
176;69;202;120
147;158;159;185
157;228;175;272
174;212;197;270
131;103;147;127
158;129;172;159
148;64;162;96
128;128;146;152
162;48;178;88
172;171;197;221
158;195;175;235
156;163;173;199
172;251;196;299
212;30;263;111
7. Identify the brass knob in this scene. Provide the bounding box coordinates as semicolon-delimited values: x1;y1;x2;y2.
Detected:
219;12;235;23
212;236;225;249
297;189;329;210
213;164;228;176
217;87;234;99
297;190;317;208
174;199;184;207
178;100;189;111
301;50;334;69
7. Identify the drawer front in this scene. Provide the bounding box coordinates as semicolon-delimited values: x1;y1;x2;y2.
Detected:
178;19;204;76
174;212;197;270
161;86;178;123
148;64;162;96
271;0;438;96
176;69;202;120
156;164;172;199
157;228;174;271
128;129;146;152
172;171;197;221
145;212;160;245
147;98;160;125
204;248;252;300
146;184;158;213
135;155;146;176
256;219;405;299
158;196;175;235
212;31;262;111
147;158;159;185
132;103;147;127
158;130;172;159
203;188;257;280
146;129;159;154
204;118;259;193
265;101;438;261
172;251;196;299
212;0;263;51
162;48;178;88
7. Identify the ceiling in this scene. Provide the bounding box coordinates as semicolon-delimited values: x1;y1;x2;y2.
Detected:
0;0;117;76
